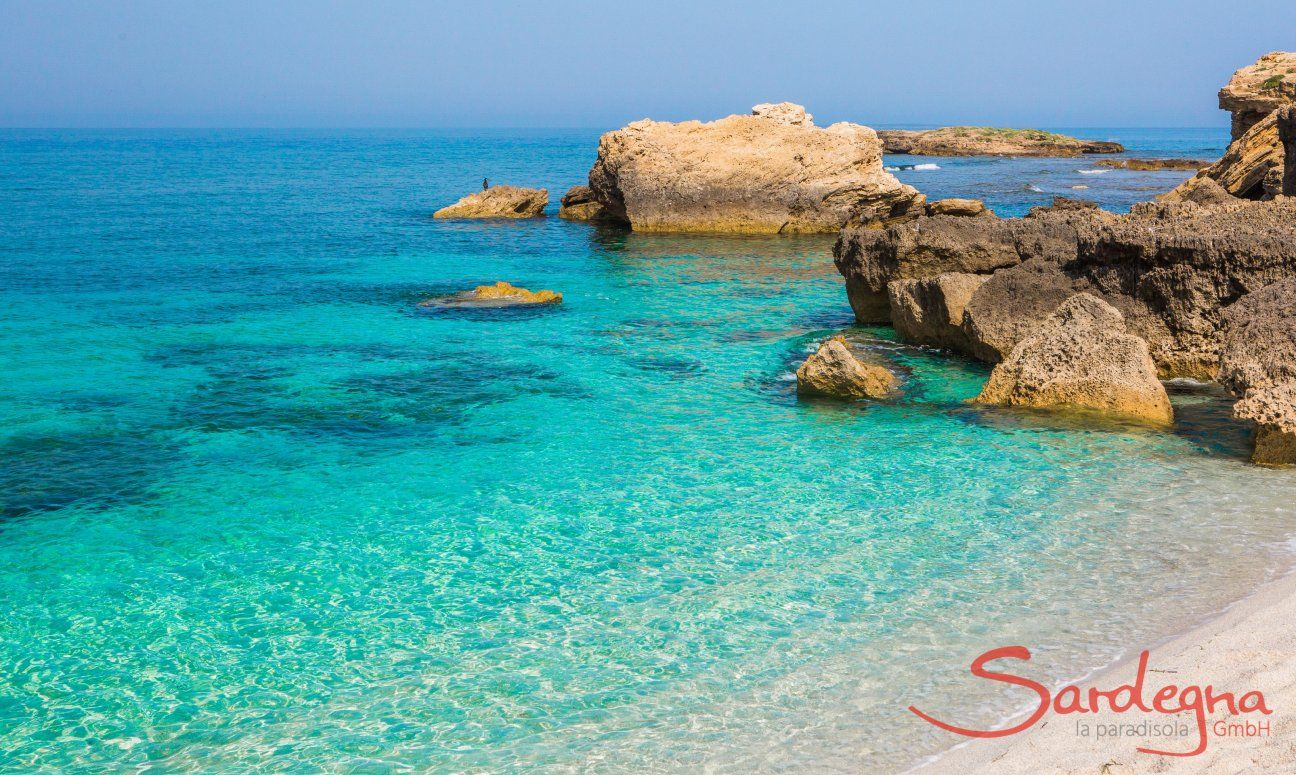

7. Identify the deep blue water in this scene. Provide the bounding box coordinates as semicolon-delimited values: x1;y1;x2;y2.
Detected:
2;127;1294;773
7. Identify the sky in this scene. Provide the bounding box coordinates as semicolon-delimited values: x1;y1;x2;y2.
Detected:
2;0;1294;129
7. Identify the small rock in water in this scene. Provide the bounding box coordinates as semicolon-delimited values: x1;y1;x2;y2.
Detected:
421;281;562;308
434;186;548;219
796;336;897;400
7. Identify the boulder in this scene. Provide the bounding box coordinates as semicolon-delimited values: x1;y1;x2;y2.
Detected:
877;127;1124;157
557;185;606;221
434;186;548;219
975;294;1173;425
1219;279;1296;465
796;336;897;399
887;273;989;352
926;198;991;217
585;104;924;233
420;281;562;308
1218;51;1296;140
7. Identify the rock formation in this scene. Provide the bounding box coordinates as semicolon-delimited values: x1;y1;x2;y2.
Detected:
1165;52;1295;203
434;186;548;219
1220;279;1296;465
878;127;1124;157
584;104;924;233
420;281;562;307
1095;158;1209;171
836;197;1296;380
975;294;1174;425
557;185;606;221
796;336;897;399
887;273;988;353
925;198;992;217
1218;51;1296;140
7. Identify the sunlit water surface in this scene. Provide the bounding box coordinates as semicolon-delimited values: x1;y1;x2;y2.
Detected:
3;128;1294;772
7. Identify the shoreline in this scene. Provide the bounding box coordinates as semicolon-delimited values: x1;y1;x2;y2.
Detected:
911;551;1296;773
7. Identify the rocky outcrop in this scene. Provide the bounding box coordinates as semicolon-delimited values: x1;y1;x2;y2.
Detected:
834;203;1111;324
975;294;1173;425
1095;158;1209;171
434;186;548;219
926;198;992;217
1219;279;1296;464
1218;51;1296;140
878;127;1124;157
887;273;988;353
837;196;1296;379
1281;105;1296;196
557;185;606;221
585;104;924;234
1165;53;1296;203
796;336;897;399
420;281;562;308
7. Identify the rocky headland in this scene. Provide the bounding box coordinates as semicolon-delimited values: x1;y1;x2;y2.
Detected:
1095;158;1209;171
581;103;924;233
878;127;1124;157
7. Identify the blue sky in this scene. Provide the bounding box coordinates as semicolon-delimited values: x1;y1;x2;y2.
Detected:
2;0;1293;128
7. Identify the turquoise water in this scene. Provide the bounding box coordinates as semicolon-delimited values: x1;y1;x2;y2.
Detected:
3;128;1296;772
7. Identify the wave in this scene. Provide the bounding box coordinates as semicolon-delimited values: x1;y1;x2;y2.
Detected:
887;163;942;172
1078;169;1110;175
1025;184;1044;193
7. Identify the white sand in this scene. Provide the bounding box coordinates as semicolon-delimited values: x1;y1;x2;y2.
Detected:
914;570;1296;773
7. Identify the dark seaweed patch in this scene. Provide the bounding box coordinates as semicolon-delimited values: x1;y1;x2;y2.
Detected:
0;430;178;520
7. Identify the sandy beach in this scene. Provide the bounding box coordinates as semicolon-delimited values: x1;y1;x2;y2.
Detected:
918;566;1296;773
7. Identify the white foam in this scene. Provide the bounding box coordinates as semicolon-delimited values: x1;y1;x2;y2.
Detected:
1078;169;1109;175
911;163;941;171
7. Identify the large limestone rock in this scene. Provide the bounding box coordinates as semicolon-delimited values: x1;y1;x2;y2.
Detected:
840;197;1296;379
1165;53;1296;202
887;272;988;352
877;127;1124;157
1165;109;1286;201
926;198;991;217
585;104;924;234
1219;279;1296;465
1218;51;1296;140
834;204;1110;324
796;336;897;399
434;186;548;219
975;294;1173;425
557;185;606;221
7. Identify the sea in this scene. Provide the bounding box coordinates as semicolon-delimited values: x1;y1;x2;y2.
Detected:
3;126;1295;772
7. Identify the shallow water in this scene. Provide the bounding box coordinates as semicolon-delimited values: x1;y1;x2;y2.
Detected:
3;128;1294;772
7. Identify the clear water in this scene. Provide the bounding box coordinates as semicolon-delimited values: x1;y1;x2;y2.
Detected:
3;128;1294;773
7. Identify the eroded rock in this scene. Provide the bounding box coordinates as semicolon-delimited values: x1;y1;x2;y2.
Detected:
1218;51;1296;140
975;294;1173;425
926;198;991;217
585;104;924;233
434;186;548;219
558;185;606;221
796;336;897;399
887;273;988;353
420;281;562;308
1220;279;1296;464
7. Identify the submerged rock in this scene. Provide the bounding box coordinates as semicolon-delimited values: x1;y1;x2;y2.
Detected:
434;186;548;219
585;103;924;233
796;336;897;400
1220;279;1296;465
421;281;562;308
557;185;606;221
976;294;1173;425
877;127;1124;157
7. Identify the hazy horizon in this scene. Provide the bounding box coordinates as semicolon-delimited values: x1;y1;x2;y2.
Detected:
3;1;1293;129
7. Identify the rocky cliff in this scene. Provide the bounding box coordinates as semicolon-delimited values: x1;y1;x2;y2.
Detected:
1219;51;1296;140
584;103;924;234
